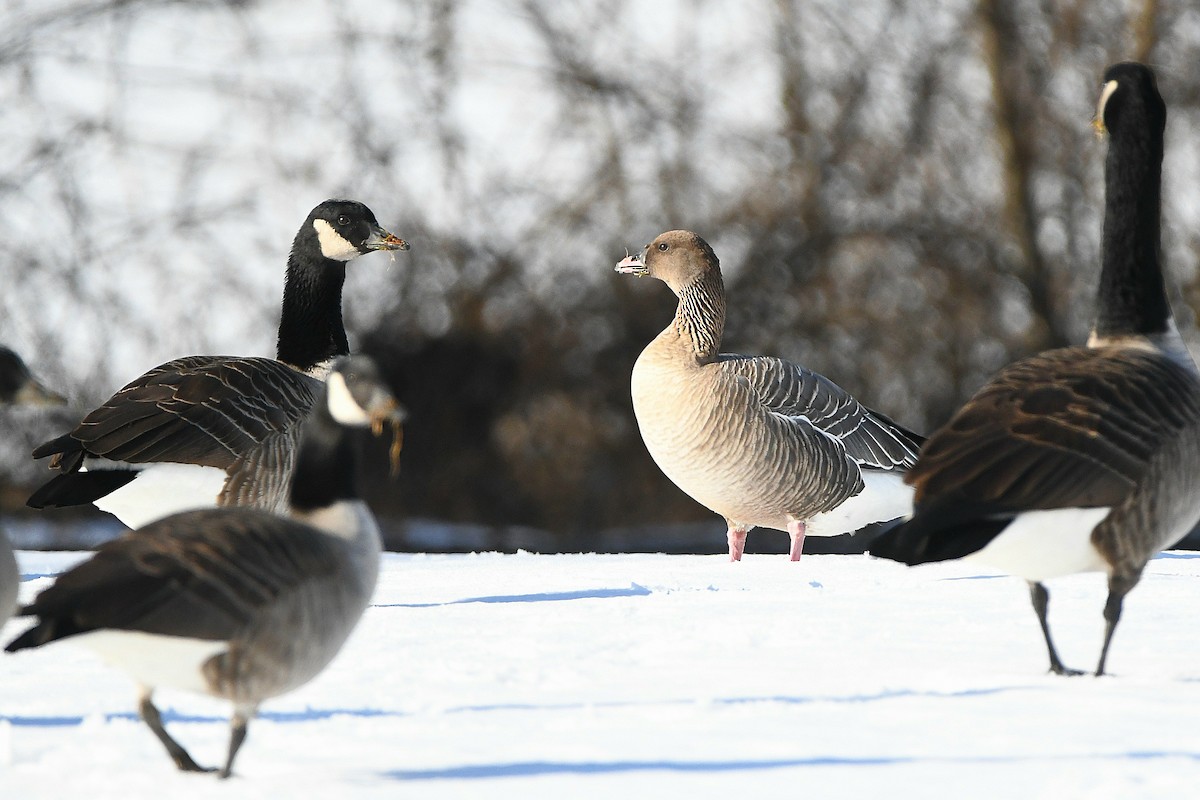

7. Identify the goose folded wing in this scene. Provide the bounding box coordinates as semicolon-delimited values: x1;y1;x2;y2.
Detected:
909;347;1200;513
35;356;319;472
12;509;342;646
720;355;923;470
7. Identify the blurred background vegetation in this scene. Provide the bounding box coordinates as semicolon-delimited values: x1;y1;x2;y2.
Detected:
2;0;1199;552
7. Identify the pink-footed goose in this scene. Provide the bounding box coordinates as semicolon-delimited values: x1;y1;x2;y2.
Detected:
26;200;408;529
870;63;1200;676
7;355;404;778
616;231;924;560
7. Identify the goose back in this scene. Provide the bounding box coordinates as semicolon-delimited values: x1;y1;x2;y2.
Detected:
28;356;319;523
874;345;1200;574
9;506;378;701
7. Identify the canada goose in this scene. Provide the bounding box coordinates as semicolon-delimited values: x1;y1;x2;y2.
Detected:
26;200;408;529
0;345;65;406
6;355;404;778
0;347;68;626
616;231;923;561
869;63;1200;676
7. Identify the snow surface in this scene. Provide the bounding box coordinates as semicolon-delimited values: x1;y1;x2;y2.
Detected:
4;550;1200;798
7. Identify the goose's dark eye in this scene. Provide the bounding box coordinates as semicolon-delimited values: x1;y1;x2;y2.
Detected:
337;215;351;226
658;242;669;251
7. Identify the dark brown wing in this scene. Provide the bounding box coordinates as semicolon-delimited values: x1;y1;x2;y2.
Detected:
6;508;343;650
34;356;319;471
27;356;319;510
871;346;1200;564
910;347;1198;511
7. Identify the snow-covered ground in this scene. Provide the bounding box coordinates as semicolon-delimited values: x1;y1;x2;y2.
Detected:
4;550;1200;798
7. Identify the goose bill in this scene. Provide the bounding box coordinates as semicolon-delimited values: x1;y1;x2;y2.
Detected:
615;253;648;276
365;400;406;476
363;225;410;252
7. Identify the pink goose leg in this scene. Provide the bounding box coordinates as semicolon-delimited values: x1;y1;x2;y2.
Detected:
788;520;806;562
727;525;748;562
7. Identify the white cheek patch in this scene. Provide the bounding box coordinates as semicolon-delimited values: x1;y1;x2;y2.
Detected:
1096;79;1118;125
326;371;372;425
313;218;361;262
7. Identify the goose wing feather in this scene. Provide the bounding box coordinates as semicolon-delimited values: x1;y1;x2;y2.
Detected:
8;508;342;648
909;346;1200;513
719;354;924;471
33;356;319;472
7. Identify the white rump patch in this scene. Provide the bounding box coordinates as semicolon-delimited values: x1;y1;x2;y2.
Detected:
805;471;915;537
94;463;228;529
325;371;371;426
76;629;227;696
312;218;360;261
966;506;1111;581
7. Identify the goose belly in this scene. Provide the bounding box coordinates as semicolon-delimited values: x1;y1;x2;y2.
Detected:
92;462;229;529
75;593;370;703
964;507;1111;581
631;357;814;529
222;580;375;702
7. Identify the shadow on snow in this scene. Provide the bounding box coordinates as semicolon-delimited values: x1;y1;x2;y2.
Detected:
383;750;1200;780
375;584;653;608
1;707;405;727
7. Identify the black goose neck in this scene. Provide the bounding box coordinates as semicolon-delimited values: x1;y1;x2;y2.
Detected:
276;227;350;372
674;269;726;361
288;404;360;511
1095;93;1170;337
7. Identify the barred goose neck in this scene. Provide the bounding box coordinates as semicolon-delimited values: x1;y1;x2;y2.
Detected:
673;269;726;361
1093;66;1172;342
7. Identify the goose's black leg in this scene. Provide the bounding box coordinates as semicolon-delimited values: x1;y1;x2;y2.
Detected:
138;691;215;773
217;707;253;780
1028;581;1083;676
1095;572;1139;677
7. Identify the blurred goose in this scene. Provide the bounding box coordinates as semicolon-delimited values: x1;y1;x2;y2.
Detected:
7;355;404;778
0;347;68;626
616;231;923;561
0;531;14;631
27;200;408;529
870;63;1200;676
0;346;66;406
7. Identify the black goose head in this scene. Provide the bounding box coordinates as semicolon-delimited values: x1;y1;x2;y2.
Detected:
278;201;409;373
303;200;409;263
1095;62;1166;144
0;347;66;406
290;354;407;510
323;355;407;431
